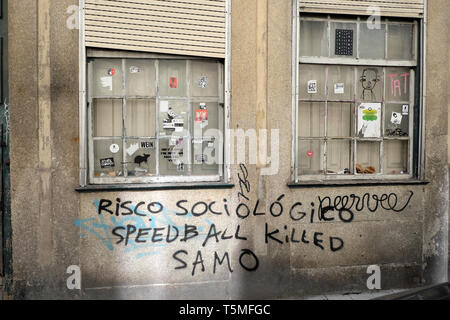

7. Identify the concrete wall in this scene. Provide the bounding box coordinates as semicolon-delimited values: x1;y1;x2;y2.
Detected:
5;0;449;299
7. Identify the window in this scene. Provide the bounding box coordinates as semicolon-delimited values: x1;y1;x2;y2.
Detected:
294;15;420;182
87;56;225;184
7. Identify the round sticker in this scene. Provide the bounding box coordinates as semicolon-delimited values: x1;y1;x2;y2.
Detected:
306;150;314;158
108;68;116;76
110;144;120;154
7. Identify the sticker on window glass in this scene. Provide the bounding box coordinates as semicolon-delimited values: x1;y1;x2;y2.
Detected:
100;76;113;91
160;100;169;112
134;154;151;167
126;143;139;156
107;68;116;76
197;76;209;88
306;150;314;158
402;104;409;115
358;103;381;138
129;66;141;74
195;154;208;164
335;29;353;56
100;157;115;169
391;112;403;125
307;80;317;94
334;83;345;94
169;77;177;88
195;109;209;123
109;144;120;154
140;141;154;149
177;162;185;172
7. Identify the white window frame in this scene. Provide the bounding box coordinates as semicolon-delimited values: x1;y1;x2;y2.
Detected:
78;0;232;187
291;0;426;183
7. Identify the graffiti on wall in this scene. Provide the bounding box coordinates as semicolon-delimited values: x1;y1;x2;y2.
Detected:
75;164;414;276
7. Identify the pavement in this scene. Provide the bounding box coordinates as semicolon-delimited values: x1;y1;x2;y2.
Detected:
300;289;406;300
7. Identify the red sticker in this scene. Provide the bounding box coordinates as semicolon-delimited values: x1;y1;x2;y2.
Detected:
169;77;177;88
307;150;314;158
195;109;208;122
108;68;116;76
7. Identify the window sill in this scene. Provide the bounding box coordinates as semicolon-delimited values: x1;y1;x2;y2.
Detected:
287;179;429;188
76;182;235;193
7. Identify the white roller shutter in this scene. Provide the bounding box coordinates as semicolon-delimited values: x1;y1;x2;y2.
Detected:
84;0;226;58
299;0;425;18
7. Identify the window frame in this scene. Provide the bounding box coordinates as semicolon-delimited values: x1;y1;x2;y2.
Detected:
291;5;425;184
87;56;225;185
78;0;232;187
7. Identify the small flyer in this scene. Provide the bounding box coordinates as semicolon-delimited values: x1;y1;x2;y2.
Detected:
307;80;318;94
357;103;381;138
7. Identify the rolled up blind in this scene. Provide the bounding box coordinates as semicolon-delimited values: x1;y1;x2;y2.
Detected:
84;0;226;58
299;0;424;18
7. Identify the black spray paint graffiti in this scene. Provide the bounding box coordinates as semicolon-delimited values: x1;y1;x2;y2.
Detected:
94;163;414;276
360;68;381;100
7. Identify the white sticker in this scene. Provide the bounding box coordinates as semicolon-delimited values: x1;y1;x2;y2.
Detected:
197;76;208;88
391;112;403;125
334;83;345;94
160;101;169;113
307;80;318;94
175;126;184;133
402;105;409;116
126;143;139;156
357;103;382;138
100;76;113;91
129;66;141;74
109;144;120;154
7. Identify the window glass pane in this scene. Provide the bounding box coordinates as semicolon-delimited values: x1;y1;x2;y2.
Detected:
93;139;124;178
357;67;383;102
192;101;220;137
327;66;354;101
384;104;410;137
299;64;326;100
298;102;325;137
126;60;156;97
385;68;411;102
93;99;122;137
359;23;386;59
327;103;353;137
159;100;188;137
331;22;356;58
91;59;123;97
159;60;187;97
356;141;380;174
126;99;156;137
298;140;324;175
300;20;329;57
192;139;219;175
387;24;413;60
125;139;156;177
190;60;219;97
383;140;408;175
159;138;188;176
327;140;353;175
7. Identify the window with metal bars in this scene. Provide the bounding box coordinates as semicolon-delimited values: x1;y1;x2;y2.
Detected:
294;15;420;181
87;56;225;184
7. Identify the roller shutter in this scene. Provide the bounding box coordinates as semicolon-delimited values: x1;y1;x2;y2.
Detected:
84;0;227;58
299;0;425;18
